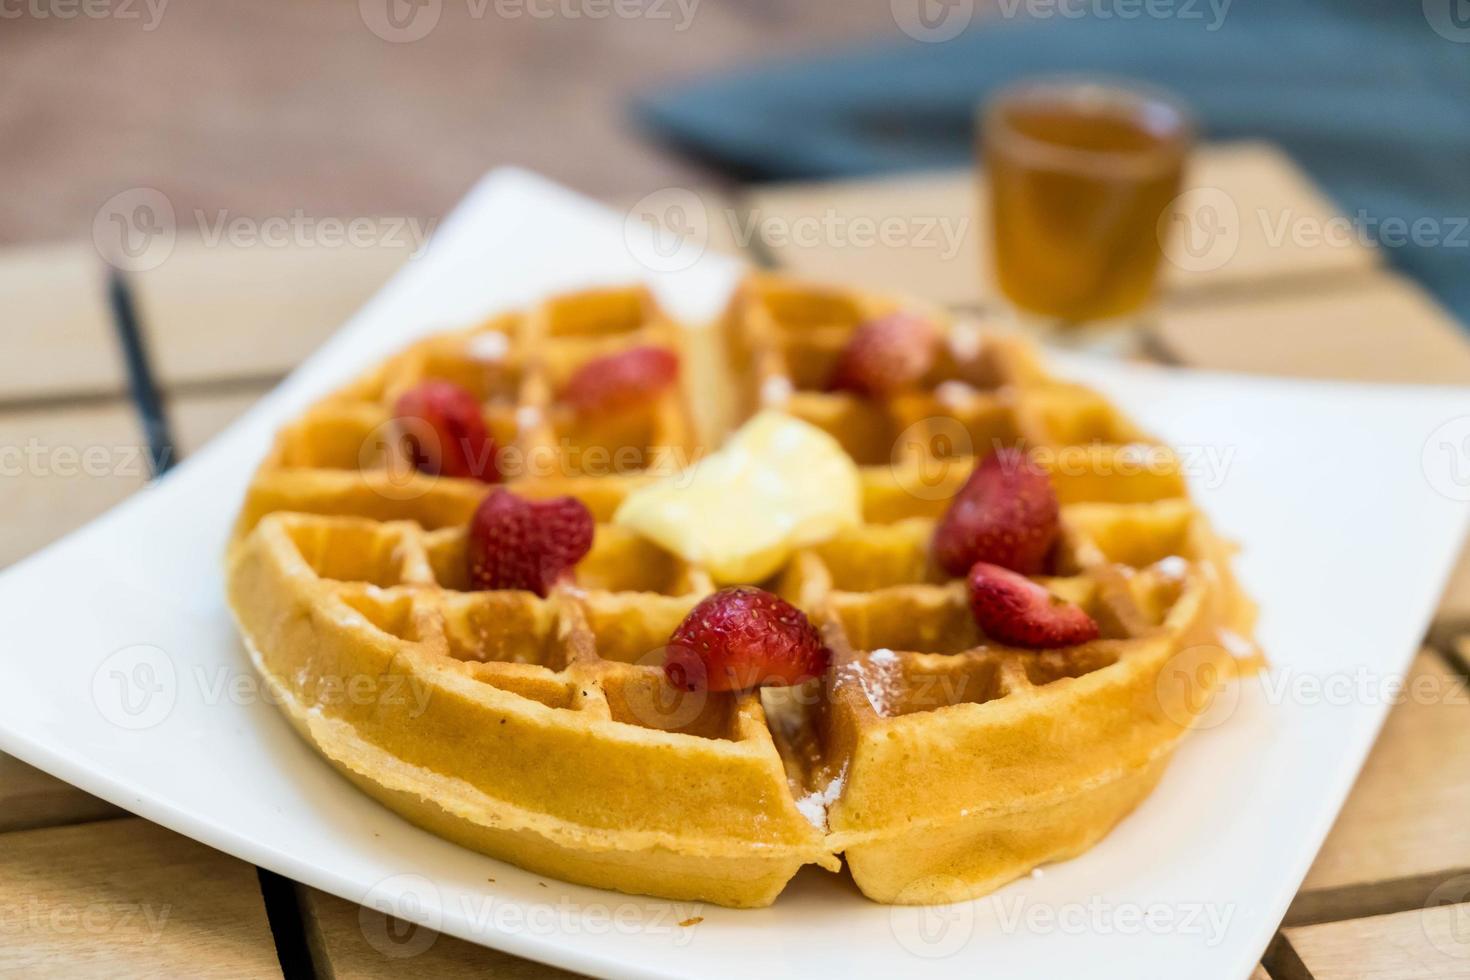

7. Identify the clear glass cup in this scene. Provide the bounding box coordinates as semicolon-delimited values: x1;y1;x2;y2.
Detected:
982;78;1194;334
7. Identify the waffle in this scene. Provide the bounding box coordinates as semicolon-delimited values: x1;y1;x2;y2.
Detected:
227;274;1260;909
232;285;697;538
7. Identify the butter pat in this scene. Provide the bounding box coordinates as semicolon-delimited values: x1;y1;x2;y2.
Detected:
614;411;861;583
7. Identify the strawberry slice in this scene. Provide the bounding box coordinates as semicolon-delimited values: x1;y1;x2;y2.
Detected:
393;380;500;482
933;448;1058;577
560;345;679;417
466;488;594;597
828;312;939;396
967;562;1099;649
664;587;831;693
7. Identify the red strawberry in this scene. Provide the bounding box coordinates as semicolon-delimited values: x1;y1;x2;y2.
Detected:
933;449;1058;577
561;346;679;416
967;562;1099;649
664;587;831;693
393;380;500;482
466;488;594;597
828;312;939;396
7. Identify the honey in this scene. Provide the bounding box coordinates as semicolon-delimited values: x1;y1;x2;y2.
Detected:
983;81;1192;322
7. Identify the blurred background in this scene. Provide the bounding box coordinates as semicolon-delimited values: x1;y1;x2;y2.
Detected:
5;2;1470;978
6;1;1467;323
3;1;896;239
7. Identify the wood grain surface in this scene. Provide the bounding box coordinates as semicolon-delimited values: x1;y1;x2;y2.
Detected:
300;887;586;980
1291;652;1470;925
0;755;124;834
0;244;120;403
1154;273;1470;385
742;143;1378;308
0;1;897;247
1281;903;1470;979
0;819;281;978
0;402;149;567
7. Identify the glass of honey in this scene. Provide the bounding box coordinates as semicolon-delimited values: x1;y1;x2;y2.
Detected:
982;78;1193;328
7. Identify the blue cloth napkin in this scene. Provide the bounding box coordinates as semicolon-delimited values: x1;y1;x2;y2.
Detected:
639;0;1470;325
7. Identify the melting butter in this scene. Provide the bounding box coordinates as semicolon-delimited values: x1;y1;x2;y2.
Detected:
614;411;861;583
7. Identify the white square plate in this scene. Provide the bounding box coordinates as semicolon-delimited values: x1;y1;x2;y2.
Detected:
2;170;1468;980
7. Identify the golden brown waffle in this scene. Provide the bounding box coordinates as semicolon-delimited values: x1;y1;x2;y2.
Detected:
229;510;834;908
720;271;1165;510
227;273;1260;909
234;285;698;537
774;496;1255;902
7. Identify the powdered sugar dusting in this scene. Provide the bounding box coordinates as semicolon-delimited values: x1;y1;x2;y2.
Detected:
760;376;794;407
795;764;847;830
466;331;511;362
934;380;977;410
1153;555;1189;581
514;405;542;431
1218;628;1256;659
948;320;985;362
837;648;901;716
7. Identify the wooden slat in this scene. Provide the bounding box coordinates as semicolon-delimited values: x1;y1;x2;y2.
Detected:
298;887;583;979
0;244;120;403
1451;636;1470;676
0;402;147;569
1;2;896;247
132;240;405;388
745;142;1377;308
0;389;265;834
0;819;281;978
1438;550;1470;628
0;754;123;833
134;189;750;393
1282;903;1470;979
1161;142;1380;292
1289;652;1470;924
0;389;265;569
740;168;979;305
0;402;146;836
611;187;753;265
1154;272;1470;385
170;389;268;456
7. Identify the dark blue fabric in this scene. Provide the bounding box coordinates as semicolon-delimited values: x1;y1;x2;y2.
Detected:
639;1;1470;325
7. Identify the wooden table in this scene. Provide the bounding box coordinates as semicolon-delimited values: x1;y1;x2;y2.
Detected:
4;145;1469;978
